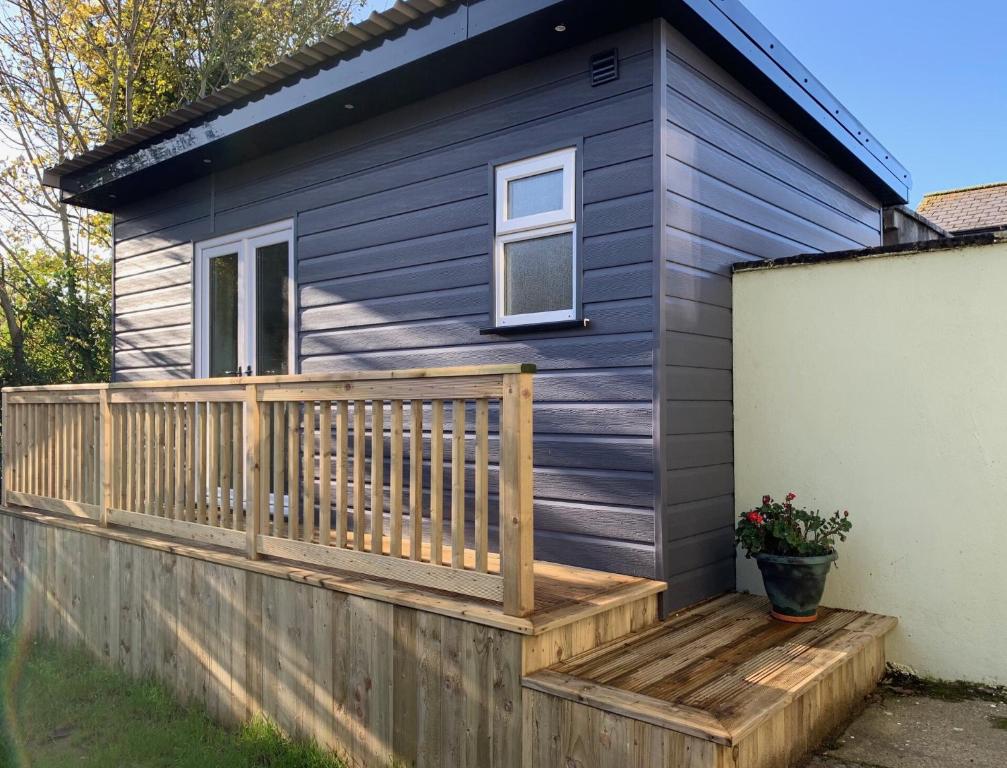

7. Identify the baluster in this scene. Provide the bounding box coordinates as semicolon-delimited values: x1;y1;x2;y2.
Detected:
164;402;175;520
430;400;444;565
272;403;284;538
286;401;300;540
371;399;384;553
220;402;232;528
245;385;262;561
335;401;348;548
144;404;155;515
259;397;271;537
175;404;185;521
475;399;490;573
353;400;365;551
207;402;220;525
390;400;403;557
302;402;315;543
196;402;207;524
154;403;165;516
55;402;64;501
233;402;243;531
318;401;331;546
409;399;423;561
451;399;466;569
126;405;135;512
186;403;197;522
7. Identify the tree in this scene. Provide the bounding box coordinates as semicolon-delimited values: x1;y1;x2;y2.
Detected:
0;0;364;386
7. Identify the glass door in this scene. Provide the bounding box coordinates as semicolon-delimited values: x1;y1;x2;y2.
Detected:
248;236;292;377
195;222;294;378
195;222;295;518
202;245;242;377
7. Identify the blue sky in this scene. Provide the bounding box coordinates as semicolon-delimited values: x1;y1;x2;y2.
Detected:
355;1;1007;205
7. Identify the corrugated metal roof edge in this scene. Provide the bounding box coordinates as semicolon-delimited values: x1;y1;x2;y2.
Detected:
45;0;454;179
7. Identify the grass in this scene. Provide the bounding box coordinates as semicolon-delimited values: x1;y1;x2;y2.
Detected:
0;631;346;768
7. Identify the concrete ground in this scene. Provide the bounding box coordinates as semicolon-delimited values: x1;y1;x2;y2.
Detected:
806;677;1007;768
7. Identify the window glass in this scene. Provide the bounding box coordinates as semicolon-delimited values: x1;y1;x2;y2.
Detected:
255;242;290;375
503;233;574;317
208;253;239;377
508;169;564;219
494;147;577;325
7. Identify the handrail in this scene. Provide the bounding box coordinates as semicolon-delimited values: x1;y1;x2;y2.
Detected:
2;364;537;392
1;365;537;616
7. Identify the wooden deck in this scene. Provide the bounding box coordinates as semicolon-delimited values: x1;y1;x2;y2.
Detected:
0;504;896;768
523;593;897;768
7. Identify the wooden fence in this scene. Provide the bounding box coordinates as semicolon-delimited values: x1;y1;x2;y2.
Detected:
0;365;536;616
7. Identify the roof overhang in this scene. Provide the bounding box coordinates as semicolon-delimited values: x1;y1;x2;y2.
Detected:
45;0;910;212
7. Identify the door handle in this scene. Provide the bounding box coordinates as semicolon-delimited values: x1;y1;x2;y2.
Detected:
244;365;252;377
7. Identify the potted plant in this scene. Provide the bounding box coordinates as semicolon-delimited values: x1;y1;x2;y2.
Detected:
736;493;852;623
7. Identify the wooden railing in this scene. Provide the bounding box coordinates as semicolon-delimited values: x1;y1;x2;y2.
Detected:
1;365;536;616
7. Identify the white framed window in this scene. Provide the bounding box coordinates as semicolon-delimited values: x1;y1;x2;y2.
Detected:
193;220;295;378
494;147;578;327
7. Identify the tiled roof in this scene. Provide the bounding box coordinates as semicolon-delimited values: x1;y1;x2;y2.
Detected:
917;182;1007;234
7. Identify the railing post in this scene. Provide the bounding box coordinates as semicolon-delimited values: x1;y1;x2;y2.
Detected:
245;384;262;561
99;388;112;526
500;369;534;617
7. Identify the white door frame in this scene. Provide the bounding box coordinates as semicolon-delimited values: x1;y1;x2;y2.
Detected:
193;220;295;378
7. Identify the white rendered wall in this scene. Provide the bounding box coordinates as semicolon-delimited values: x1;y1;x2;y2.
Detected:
733;239;1007;685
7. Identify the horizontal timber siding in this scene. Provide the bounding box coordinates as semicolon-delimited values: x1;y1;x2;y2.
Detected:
111;25;659;579
657;22;883;607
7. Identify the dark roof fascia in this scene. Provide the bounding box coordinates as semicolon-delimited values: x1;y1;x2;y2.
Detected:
731;233;1001;274
49;0;659;211
661;0;909;206
48;0;910;210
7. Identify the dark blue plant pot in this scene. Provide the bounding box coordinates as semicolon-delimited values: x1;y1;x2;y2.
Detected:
755;552;837;623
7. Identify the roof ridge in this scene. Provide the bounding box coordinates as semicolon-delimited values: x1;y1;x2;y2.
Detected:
920;181;1007;200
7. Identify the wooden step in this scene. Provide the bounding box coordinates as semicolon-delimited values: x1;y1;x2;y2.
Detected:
522;592;897;768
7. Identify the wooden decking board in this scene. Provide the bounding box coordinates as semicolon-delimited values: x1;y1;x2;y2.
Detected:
610;610;786;694
522;593;897;748
522;669;733;746
637;621;811;703
724;616;896;742
552;593;756;681
681;610;861;713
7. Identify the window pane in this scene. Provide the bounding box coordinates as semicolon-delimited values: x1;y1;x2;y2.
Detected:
255;242;289;375
508;169;564;219
503;232;573;316
208;253;238;377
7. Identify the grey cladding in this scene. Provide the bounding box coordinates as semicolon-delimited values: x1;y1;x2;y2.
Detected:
109;19;885;603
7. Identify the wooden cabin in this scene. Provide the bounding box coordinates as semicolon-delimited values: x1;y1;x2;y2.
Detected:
0;2;911;766
40;0;909;610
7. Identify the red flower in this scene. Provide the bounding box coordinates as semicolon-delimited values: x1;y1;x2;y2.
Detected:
785;492;796;502
762;495;772;505
746;511;765;525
